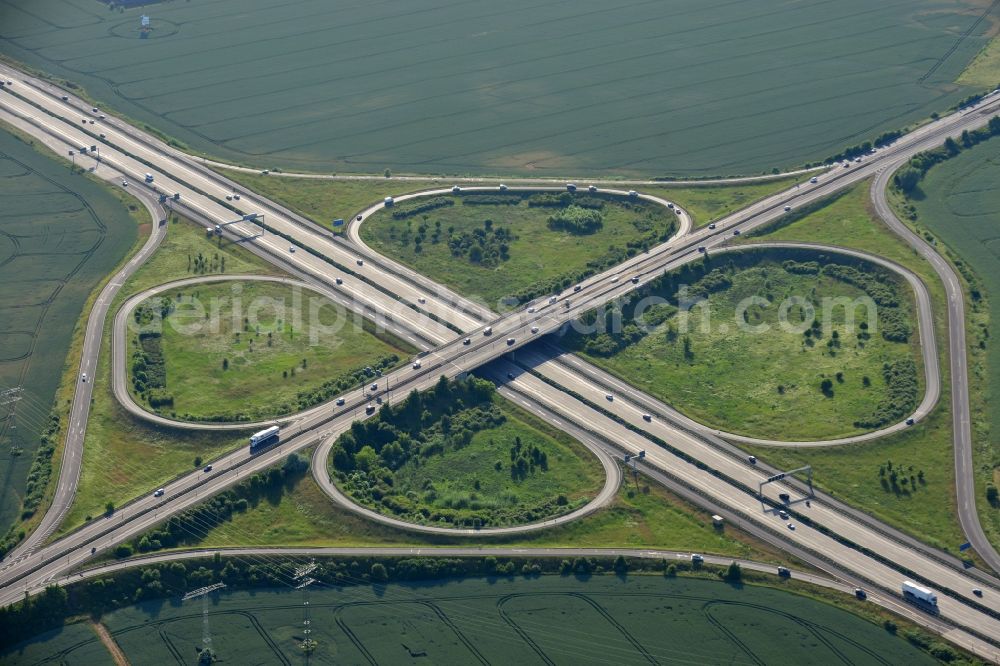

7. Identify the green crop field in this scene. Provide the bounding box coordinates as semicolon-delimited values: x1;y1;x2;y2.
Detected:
128;280;408;422
0;127;139;536
1;0;994;177
362;191;676;305
5;576;935;665
565;247;921;441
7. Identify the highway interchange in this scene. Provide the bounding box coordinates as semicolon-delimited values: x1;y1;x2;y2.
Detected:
3;60;1000;659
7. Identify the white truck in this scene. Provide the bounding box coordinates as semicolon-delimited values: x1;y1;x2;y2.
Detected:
249;425;280;450
902;580;938;607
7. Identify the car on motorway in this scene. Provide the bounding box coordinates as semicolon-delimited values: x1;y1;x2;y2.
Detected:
698;246;706;253
690;554;704;564
708;223;716;229
81;373;87;382
611;276;619;282
528;306;535;313
507;372;515;379
412;360;421;369
499;184;508;191
203;465;213;473
356;258;364;266
60;95;68;101
606;394;614;401
588;185;598;193
336;398;345;406
153;488;164;497
418;296;426;304
99;133;106;139
777;566;791;577
778;510;789;519
784;205;792;212
974;588;983;597
788;523;796;531
667;202;674;209
225;194;233;200
549;296;558;304
810;177;818;184
733;229;741;235
335;277;343;285
365;404;376;415
573;285;582;292
121;180;129;187
531;326;539;333
288;246;295;253
748;455;756;464
506;337;516;345
631;276;640;284
779;492;790;502
370;383;378;391
843;162;850;168
855;588;867;600
233;193;240;200
642;413;652;422
906;418;915;425
463;337;471;345
356;214;363;221
484;326;492;335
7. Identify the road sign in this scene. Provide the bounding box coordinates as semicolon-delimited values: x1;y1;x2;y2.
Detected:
959;542;972;552
332;218;344;227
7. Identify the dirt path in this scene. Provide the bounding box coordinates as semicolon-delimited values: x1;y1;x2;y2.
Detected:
91;621;130;666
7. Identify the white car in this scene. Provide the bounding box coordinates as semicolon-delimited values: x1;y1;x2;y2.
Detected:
549;296;558;304
335;398;345;406
81;373;87;382
412;360;422;369
528;307;535;313
288;246;295;253
809;177;818;184
153;488;165;497
531;326;539;333
121;180;129;187
418;297;426;304
611;276;619;283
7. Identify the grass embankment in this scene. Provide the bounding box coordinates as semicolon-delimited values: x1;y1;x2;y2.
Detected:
642;175;801;227
329;377;605;528
58;222;282;534
0;125;141;554
565;246;920;441
128;281;407;421
891;139;1000;551
742;180;971;554
957;32;1000;88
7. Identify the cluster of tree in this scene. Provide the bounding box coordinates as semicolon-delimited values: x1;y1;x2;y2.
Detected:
131;330;170;407
878;459;926;494
895;116;1000;193
853;358;919;429
563;262;727;357
447;220;514;267
527;192;603;209
509;436;548;480
547;206;604;234
187;251;225;275
390;196;453;219
460;194;522;206
0;411;62;559
116;454;309;558
824;129;903;165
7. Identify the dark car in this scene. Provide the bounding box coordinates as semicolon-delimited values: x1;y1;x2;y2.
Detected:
203;465;213;473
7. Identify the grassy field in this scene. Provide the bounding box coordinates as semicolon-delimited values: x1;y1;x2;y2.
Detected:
958;32;1000;88
59;221;285;533
743;180;975;554
5;576;931;665
1;1;993;177
0;127;140;536
361;191;676;305
129;280;406;421
569;248;920;441
896;138;1000;551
